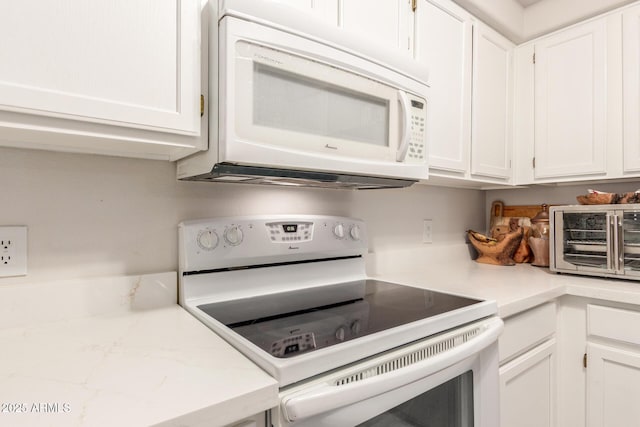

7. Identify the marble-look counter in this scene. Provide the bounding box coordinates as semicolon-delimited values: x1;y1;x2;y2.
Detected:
3;246;640;427
367;246;640;318
0;273;278;427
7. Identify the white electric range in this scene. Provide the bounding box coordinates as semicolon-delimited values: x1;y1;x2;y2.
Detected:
179;215;502;427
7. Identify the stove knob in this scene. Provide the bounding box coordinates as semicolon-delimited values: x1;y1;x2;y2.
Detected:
333;223;345;239
197;229;219;250
224;226;244;246
350;320;361;335
349;225;361;241
335;326;346;342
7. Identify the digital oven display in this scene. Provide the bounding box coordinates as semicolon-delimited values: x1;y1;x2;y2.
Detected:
282;224;298;233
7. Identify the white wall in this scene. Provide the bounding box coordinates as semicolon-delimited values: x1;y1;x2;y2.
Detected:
0;147;486;285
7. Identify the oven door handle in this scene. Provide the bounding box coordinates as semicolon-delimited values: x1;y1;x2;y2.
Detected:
281;316;503;423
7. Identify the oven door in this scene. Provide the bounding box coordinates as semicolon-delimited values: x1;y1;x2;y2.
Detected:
272;316;502;427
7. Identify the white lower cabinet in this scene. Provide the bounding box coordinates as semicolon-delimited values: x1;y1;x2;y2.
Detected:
227;412;266;427
586;343;640;427
498;302;557;427
500;339;557;427
585;304;640;427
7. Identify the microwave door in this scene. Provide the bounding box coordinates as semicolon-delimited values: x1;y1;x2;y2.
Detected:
554;210;616;274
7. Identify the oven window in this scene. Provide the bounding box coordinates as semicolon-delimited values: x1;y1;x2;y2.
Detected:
357;371;474;427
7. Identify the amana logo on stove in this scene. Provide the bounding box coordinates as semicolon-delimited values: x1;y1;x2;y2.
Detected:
288;245;299;250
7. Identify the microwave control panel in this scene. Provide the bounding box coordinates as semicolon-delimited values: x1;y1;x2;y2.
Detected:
407;97;427;163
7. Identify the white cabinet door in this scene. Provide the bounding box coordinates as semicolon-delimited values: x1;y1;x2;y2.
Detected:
339;0;413;54
499;339;556;427
586;343;640;427
533;19;607;179
623;4;640;173
0;0;201;136
415;0;472;174
272;0;339;25
471;22;514;180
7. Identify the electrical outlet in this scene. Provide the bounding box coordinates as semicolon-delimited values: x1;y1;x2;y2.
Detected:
422;219;433;244
0;226;27;277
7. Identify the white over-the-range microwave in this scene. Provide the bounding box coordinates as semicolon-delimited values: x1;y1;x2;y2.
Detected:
177;0;430;189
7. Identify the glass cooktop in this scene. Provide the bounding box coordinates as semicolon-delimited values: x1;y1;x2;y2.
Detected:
197;280;481;358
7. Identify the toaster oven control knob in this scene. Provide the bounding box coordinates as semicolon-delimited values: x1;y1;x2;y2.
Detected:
350;320;361;335
224;226;244;246
335;326;346;342
197;229;219;251
333;223;345;239
349;225;361;241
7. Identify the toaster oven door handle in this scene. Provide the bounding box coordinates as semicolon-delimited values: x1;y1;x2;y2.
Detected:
608;214;615;271
280;317;503;423
616;214;624;272
396;90;412;162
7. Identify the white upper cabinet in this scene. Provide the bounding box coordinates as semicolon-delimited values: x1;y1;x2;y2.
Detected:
415;0;513;185
415;0;472;174
0;0;200;136
471;22;514;180
623;3;640;173
271;0;339;25
340;0;413;55
0;0;205;160
532;19;608;179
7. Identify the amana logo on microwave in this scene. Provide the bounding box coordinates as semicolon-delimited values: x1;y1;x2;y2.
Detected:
254;53;283;65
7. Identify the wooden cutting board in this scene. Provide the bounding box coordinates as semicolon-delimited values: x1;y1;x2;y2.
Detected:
489;201;548;231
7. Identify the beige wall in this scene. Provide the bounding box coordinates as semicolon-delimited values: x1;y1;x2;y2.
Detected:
0;147;486;285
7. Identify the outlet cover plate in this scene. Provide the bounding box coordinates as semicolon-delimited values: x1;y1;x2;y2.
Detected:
423;219;433;244
0;226;27;277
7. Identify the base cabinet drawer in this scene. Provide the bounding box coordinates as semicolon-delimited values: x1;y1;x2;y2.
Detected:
499;302;556;363
588;304;640;345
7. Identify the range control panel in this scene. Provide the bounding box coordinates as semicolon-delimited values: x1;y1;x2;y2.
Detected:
179;215;367;272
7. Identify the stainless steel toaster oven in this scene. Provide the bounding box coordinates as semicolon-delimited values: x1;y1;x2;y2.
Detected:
551;205;640;280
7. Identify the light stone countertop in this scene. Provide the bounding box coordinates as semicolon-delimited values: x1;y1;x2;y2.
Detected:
3;248;640;427
0;272;278;427
368;246;640;318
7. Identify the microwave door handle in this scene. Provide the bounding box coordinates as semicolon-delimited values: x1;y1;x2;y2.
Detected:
396;90;412;162
280;317;503;423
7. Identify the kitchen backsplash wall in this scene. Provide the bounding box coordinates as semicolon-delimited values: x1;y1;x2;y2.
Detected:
0;147;486;285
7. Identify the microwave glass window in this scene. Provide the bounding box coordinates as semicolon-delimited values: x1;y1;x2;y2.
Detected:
253;63;390;147
357;370;474;427
623;212;640;271
561;212;609;269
